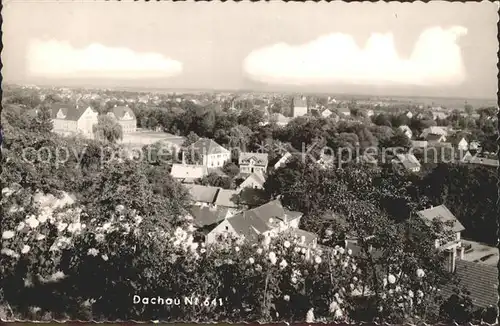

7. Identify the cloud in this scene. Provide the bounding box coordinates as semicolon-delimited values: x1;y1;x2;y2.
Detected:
243;26;468;86
27;39;183;79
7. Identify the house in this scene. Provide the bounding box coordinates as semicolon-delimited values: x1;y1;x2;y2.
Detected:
239;152;269;174
393;153;421;173
214;189;240;210
417;205;465;272
411;140;428;148
274;152;293;170
170;164;208;183
321;108;333;118
189;138;231;168
107;105;137;133
441;260;498;309
190;205;231;229
337;107;351;117
184;184;221;205
237;170;266;191
205;199;303;244
420;126;448;139
405;111;414;119
51;103;98;138
432;111;449;120
292;96;308;118
398;125;413;139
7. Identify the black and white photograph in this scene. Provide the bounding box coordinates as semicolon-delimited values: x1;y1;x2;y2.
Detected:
1;1;498;323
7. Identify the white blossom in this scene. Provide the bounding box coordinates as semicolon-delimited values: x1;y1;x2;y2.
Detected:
284;240;291;248
347;249;352;255
2;230;15;240
388;274;396;284
200;248;206;254
294;246;301;253
306;308;315;323
67;222;82;234
334;308;343;319
1;248;19;258
56;222;68;232
36;234;46;241
16;222;25;231
416;268;425;278
338;247;345;255
291;276;298;284
101;254;109;261
102;222;112;231
408;290;414;298
329;301;338;313
283;295;290;301
314;256;322;264
248;257;255;264
301;248;307;254
417;290;424;297
234;246;240;252
256;247;263;255
383;277;388;287
21;245;31;254
87;248;99;256
325;229;333;236
279;259;288;269
26;216;40;229
115;204;125;212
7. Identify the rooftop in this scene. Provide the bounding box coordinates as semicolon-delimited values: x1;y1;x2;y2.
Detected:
239;152;269;166
184;184;220;204
417;205;465;233
191;138;229;155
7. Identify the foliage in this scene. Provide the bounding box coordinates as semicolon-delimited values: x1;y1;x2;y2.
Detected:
92;115;123;143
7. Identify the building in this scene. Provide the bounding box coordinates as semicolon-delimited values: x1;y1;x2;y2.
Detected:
184;184;221;206
107;105;137;133
432;111;449;120
270;113;291;127
417;205;465;272
292;96;308;118
170;164;208;183
398;125;413;139
237;170;266;191
189;138;231;168
238;152;269;174
393;153;421;173
441;260;498;309
51;103;98;138
321;108;333;118
405;111;414;119
337;107;351;117
274;152;292;170
420;126;448;139
206;199;303;244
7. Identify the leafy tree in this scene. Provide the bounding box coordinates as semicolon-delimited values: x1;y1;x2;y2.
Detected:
198;173;232;189
222;162;240;179
92;115;123;143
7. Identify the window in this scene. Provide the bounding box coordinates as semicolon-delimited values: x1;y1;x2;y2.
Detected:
225;226;229;231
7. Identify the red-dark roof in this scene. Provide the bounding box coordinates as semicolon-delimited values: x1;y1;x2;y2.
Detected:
417;205;465;233
51;103;91;121
191;138;229;155
190;205;228;228
110;106;136;120
441;260;498;308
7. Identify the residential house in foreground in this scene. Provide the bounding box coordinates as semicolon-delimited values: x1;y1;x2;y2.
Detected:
107;105;137;133
239;152;269;174
441;260;498;310
170;164;208;183
189;138;231;168
206;199;305;244
417;205;465;272
393;153;421;173
51;103;98;138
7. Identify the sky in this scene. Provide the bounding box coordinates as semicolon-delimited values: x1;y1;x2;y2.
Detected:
3;1;498;99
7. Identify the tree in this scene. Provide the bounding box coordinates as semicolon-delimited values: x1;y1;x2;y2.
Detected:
198;173;232;189
379;129;411;151
93;115;123;143
29;105;53;133
222;162;240;179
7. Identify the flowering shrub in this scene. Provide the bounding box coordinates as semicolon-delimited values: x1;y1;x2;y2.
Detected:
0;187;464;323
